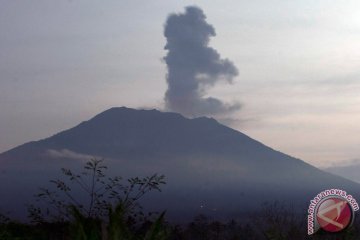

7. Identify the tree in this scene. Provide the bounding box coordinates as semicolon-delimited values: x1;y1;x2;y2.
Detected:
27;158;167;239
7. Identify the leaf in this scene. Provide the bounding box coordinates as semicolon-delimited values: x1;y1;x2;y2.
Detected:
144;211;168;240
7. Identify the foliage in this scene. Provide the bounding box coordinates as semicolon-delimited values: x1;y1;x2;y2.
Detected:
143;211;168;240
252;201;304;239
29;158;165;223
3;200;360;239
24;158;168;239
3;159;360;239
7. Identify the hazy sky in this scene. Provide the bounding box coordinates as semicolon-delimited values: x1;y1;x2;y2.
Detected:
1;0;360;167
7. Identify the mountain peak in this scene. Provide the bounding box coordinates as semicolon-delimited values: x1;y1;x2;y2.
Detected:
91;107;185;122
95;107;217;122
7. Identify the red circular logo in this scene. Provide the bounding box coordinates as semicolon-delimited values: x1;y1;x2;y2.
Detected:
316;197;352;232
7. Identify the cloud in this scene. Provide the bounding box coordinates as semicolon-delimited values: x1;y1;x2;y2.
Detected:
46;149;98;161
325;158;360;168
163;6;240;117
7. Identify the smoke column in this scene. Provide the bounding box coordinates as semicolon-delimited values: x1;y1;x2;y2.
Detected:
164;6;240;117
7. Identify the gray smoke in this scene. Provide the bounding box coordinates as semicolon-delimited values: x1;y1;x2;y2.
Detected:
163;6;240;117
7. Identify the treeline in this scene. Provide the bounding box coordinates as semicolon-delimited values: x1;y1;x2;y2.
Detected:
1;209;360;239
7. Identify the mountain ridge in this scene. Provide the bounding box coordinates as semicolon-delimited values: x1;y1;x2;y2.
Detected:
0;107;359;220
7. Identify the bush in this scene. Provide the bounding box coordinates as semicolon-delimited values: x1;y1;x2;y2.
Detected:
25;158;167;239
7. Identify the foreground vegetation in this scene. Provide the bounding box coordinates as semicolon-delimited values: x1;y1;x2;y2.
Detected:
0;159;359;239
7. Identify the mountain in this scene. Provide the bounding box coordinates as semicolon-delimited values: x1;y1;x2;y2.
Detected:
324;160;360;183
0;107;359;220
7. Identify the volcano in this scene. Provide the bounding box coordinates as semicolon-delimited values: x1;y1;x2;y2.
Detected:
0;107;358;220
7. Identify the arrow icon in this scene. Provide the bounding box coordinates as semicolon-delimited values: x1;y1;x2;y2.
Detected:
317;201;347;229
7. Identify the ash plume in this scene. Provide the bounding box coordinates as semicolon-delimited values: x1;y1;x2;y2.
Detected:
163;6;240;117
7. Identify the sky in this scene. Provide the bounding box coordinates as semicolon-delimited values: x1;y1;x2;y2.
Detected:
1;0;360;168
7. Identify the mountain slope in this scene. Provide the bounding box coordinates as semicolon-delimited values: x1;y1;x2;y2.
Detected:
325;161;360;183
0;107;359;220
